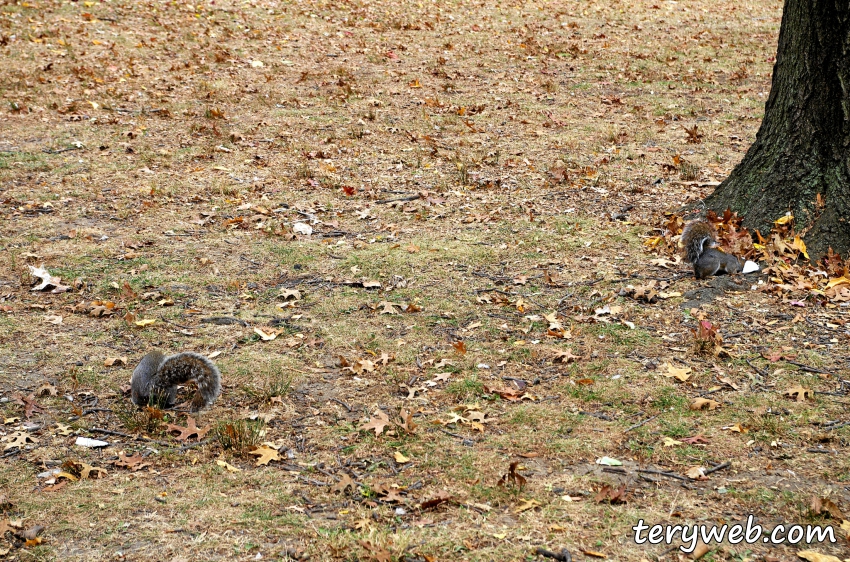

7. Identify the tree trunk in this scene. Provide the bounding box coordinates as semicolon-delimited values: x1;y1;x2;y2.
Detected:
704;0;850;258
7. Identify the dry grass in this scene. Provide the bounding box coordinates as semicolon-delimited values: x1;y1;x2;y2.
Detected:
1;0;848;561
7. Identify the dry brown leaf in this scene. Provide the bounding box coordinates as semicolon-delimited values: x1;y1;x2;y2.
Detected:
685;466;708;480
664;364;692;382
797;551;842;562
361;410;390;436
166;417;211;442
248;445;281;466
113;452;150;471
330;473;355;494
690;398;721;411
358;540;392;562
785;385;813;402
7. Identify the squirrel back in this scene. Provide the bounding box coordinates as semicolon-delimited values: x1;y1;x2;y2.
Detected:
131;351;221;411
680;220;743;279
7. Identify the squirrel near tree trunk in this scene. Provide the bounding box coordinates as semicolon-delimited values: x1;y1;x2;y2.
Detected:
680;220;744;280
130;351;221;412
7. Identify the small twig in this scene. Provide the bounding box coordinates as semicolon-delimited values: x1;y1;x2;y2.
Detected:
42;146;82;154
579;411;615;422
624;415;657;433
535;547;572;562
81;408;113;416
90;427;134;439
745;358;768;378
806;448;835;454
375;194;420;205
636;469;688;481
330;398;352;412
785;360;834;376
297;475;329;486
437;428;466;440
703;461;731;475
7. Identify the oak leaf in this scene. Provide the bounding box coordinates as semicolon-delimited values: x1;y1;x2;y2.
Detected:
785;385;813;402
361;410;390;436
166;417;211;441
248;445;281;466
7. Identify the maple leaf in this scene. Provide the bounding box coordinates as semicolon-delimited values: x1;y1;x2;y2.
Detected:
248;445;282;466
166;417;211;442
785;385;813;402
360;410;390;436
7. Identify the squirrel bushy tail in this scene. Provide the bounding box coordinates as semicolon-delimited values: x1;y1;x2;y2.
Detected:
680;220;717;264
131;351;221;411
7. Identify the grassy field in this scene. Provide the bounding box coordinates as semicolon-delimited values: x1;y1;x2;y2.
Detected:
1;0;848;560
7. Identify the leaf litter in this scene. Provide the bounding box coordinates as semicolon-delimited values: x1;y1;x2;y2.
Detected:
0;0;847;560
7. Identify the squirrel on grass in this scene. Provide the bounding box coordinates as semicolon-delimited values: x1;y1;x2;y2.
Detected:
681;220;743;279
131;351;221;412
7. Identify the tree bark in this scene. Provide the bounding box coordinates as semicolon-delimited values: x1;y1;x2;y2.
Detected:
704;0;850;258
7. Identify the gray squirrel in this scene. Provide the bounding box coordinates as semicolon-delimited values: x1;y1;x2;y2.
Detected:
681;220;743;279
131;351;221;411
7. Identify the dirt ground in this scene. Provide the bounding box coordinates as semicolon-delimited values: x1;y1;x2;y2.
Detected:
1;0;848;561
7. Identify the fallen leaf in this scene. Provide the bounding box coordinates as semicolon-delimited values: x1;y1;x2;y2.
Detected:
785;385;813;402
685;466;708;480
113;452;150;471
797;551;842;562
451;340;467;354
664;363;692;382
594;484;628;504
28;265;70;293
691;542;711;560
361;410;390;436
420;491;453;510
681;435;710;445
216;459;241;472
253;327;278;341
330;473;355;494
690;398;721;411
166;417;211;442
662;437;682;447
358;540;392;562
249;446;282;466
497;461;527;489
512;498;541;513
